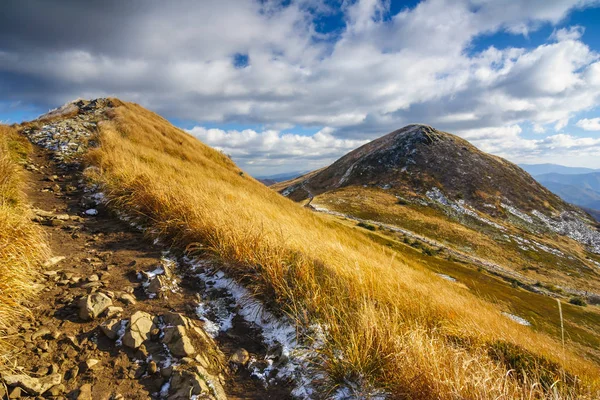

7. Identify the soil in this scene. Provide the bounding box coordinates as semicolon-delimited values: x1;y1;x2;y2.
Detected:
2;144;293;399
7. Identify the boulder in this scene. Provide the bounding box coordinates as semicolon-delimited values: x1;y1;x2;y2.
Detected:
78;292;112;320
122;311;156;349
100;318;122;340
168;365;227;400
118;293;137;305
162;325;195;357
2;373;62;396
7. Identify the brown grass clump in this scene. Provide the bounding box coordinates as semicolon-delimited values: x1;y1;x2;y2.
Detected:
88;101;600;399
0;125;49;365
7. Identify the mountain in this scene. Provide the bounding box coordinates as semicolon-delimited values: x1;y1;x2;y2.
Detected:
519;163;600;176
255;170;308;183
277;124;569;214
535;172;600;210
4;101;600;398
275;124;600;296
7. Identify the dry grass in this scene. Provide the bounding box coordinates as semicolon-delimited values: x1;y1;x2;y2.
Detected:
0;125;49;365
88;101;600;399
315;186;600;294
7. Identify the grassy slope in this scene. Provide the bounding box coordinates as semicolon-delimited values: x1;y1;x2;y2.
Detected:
315;186;600;293
89;100;600;399
0;125;49;364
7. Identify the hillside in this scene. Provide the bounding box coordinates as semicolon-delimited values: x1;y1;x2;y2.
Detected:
275;125;600;321
275;125;571;214
2;100;600;399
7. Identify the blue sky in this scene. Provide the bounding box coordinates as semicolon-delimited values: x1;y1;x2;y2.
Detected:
2;0;600;175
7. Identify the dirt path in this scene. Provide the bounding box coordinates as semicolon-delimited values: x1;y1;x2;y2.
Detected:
1;142;293;398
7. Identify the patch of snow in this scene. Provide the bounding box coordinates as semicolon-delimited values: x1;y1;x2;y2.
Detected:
502;312;531;326
501;203;533;223
188;258;336;398
426;188;504;230
338;162;358;187
437;273;457;282
115;319;128;346
532;210;600;254
159;380;170;398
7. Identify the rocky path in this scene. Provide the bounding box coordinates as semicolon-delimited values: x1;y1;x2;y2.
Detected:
1;143;293;398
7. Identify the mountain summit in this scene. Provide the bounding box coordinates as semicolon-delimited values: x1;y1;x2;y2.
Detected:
280;124;568;214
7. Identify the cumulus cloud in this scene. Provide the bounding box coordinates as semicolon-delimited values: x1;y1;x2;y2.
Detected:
187;126;368;175
2;0;600;173
576;118;600;131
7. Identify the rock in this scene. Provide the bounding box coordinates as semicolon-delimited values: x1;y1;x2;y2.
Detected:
66;366;79;381
229;348;250;367
118;293;137;305
54;214;70;221
146;276;167;295
78;292;112;320
160;366;173;378
100;318;121;340
122;311;156;349
50;219;64;227
76;383;92;400
162;325;195;357
34;209;54;218
87;274;99;282
0;385;4;398
105;306;123;318
85;209;98;216
43;256;66;268
82;359;100;372
80;281;103;289
8;386;21;399
47;384;65;397
169;365;227;400
148;360;158;375
2;373;62;396
31;327;51;341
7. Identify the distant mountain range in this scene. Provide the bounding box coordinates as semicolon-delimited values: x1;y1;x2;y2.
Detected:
519;163;600;176
520;164;600;221
255;170;308;186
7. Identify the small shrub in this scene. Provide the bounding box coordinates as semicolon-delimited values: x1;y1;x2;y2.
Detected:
357;221;376;231
569;296;587;307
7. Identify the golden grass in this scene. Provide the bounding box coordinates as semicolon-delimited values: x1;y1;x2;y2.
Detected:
88;100;600;398
315;186;600;293
0;125;49;365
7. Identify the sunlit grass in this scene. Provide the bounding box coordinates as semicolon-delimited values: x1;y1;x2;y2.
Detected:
88;100;600;398
0;125;49;365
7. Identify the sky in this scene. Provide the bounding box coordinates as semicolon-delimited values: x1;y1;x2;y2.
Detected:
2;0;600;176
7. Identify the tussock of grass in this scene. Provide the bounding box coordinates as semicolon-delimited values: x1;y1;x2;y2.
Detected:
0;125;49;365
88;101;600;398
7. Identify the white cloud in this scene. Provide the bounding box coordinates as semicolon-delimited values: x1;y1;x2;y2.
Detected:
2;0;600;171
550;25;585;41
187;126;369;175
576;117;600;131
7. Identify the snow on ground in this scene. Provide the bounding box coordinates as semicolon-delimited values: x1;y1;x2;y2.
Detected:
501;203;534;224
426;188;505;230
532;210;600;254
501;312;531;326
187;259;329;398
437;273;457;282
